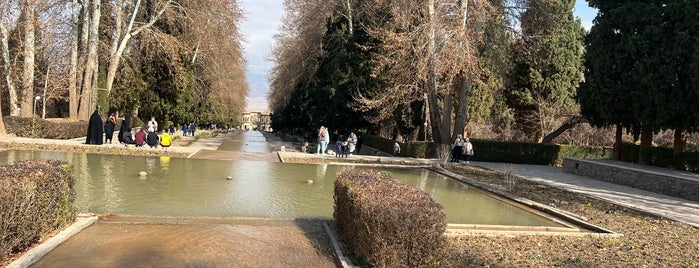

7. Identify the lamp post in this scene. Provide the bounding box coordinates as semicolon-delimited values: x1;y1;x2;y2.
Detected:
424;121;428;141
32;96;41;137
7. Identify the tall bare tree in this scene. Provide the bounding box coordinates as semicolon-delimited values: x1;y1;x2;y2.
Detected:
358;0;492;145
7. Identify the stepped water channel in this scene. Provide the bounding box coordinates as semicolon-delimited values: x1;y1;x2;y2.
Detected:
3;131;595;266
2;131;567;227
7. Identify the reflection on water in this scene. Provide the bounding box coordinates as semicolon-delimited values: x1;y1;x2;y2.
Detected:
0;149;562;227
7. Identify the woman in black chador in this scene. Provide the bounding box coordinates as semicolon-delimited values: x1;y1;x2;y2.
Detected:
118;115;131;144
85;110;104;145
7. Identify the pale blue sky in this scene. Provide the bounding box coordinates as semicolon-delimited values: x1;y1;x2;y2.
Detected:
240;1;598;113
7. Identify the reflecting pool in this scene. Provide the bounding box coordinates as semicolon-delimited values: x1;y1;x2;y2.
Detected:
0;149;564;227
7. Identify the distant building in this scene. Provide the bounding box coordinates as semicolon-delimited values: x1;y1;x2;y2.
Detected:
241;112;271;131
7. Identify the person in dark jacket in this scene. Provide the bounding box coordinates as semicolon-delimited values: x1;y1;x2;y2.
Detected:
104;113;116;144
118;115;131;144
85;110;104;145
146;130;159;148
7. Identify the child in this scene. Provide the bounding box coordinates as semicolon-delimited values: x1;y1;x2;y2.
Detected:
301;142;309;153
335;138;343;157
341;140;349;158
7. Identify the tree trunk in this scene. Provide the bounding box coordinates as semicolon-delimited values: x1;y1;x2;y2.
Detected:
638;126;653;164
426;0;446;145
673;129;687;156
614;124;622;160
452;75;471;140
69;0;80;119
21;0;36;118
0;24;19;116
79;0;100;120
345;0;353;35
105;0;171;95
541;116;587;144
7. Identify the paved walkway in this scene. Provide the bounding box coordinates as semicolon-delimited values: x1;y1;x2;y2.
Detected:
469;161;699;228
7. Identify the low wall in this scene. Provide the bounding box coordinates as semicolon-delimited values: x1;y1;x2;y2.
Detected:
562;157;699;202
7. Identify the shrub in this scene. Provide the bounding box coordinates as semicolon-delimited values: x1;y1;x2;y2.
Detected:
0;160;76;261
620;143;699;172
3;116;88;139
334;169;447;267
363;135;438;158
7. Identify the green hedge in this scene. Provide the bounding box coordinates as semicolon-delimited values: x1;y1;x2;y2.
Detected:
0;160;76;261
620;143;699;172
468;139;613;166
334;169;447;267
363;135;438;158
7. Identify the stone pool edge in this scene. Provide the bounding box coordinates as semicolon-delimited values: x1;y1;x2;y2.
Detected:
7;214;98;268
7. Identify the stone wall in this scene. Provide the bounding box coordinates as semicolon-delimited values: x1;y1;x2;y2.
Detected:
562;157;699;202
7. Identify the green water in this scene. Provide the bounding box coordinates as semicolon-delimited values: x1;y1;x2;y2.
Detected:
0;147;563;227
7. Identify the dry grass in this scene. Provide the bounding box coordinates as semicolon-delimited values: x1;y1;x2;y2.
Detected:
442;164;699;267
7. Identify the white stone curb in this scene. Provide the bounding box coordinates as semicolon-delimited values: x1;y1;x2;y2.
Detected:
7;215;98;268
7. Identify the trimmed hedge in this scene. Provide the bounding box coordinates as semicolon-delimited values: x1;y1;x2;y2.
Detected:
620;143;699;173
468;139;613;166
362;135;438;158
334;169;447;267
3;116;88;139
363;135;611;165
0;160;76;261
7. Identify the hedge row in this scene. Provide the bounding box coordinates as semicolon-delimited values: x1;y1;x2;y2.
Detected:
3;116;88;139
466;139;612;166
363;135;611;165
619;143;699;173
334;169;447;267
0;160;76;261
362;135;438;158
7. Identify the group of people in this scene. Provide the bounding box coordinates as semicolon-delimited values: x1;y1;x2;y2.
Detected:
182;122;197;137
307;126;362;157
103;115;172;149
335;132;359;158
450;134;474;163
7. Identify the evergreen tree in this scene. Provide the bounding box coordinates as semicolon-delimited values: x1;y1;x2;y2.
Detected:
505;0;585;142
578;0;699;158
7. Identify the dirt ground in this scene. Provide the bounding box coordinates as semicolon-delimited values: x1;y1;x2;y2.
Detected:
440;164;699;267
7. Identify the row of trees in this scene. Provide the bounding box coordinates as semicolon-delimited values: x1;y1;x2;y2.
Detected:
578;0;698;161
270;0;698;159
0;0;248;133
269;0;585;147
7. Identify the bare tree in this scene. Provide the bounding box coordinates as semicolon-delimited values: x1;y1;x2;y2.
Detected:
358;0;492;145
104;0;174;96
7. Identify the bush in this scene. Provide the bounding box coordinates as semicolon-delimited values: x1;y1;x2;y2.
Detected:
363;135;438;158
334;169;447;267
620;143;699;172
3;116;88;139
0;160;76;261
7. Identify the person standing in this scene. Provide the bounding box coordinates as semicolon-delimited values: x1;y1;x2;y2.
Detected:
182;123;189;136
393;139;401;156
317;126;327;155
85;110;104;145
450;134;464;162
335;137;343;157
323;127;330;154
348;132;358;155
104;113;116;144
464;138;474;164
147;117;158;132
